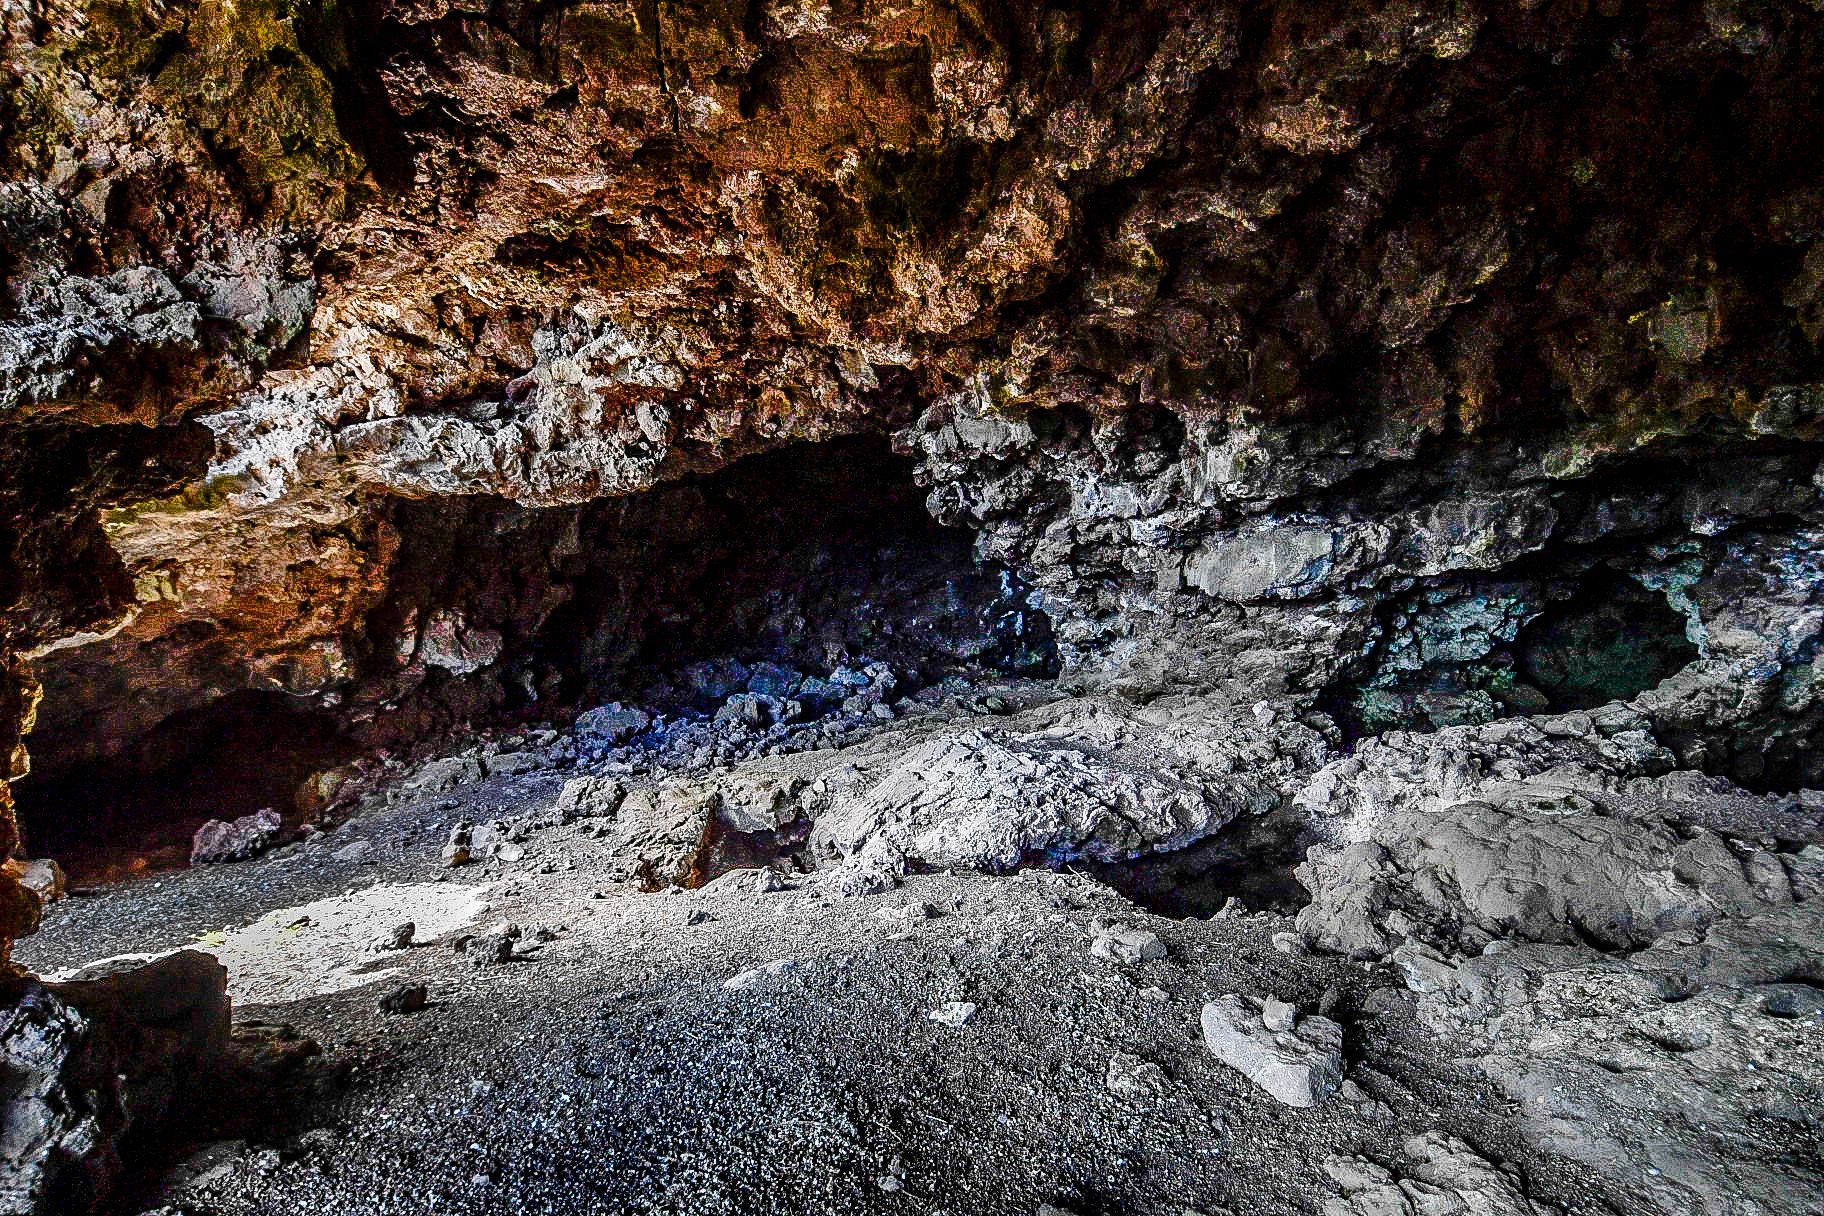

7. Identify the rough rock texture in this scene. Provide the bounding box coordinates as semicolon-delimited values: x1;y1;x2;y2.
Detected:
1199;992;1345;1108
1323;1132;1553;1216
3;6;1824;1210
2;0;1824;1023
808;695;1328;874
0;2;1824;1166
191;809;285;866
0;951;230;1215
1396;906;1824;1216
1292;709;1824;958
7;677;1823;1213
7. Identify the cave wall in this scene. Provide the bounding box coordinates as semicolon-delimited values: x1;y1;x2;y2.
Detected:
3;0;1824;956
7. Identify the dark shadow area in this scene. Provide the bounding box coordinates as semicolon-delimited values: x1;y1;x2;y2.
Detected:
19;436;1057;881
1514;573;1699;711
1319;569;1699;744
15;691;352;885
358;435;1056;744
1085;810;1313;919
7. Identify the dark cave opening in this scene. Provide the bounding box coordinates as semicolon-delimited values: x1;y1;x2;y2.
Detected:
1085;809;1314;919
1512;573;1700;712
358;435;1056;743
15;690;353;883
1319;569;1700;743
16;436;1057;881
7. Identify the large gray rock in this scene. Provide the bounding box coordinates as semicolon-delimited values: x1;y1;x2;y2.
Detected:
1395;903;1824;1216
1;952;230;1215
809;696;1328;874
1200;994;1344;1108
1291;717;1820;959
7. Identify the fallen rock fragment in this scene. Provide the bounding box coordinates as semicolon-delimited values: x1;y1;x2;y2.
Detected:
808;697;1327;873
461;930;516;967
1292;723;1810;959
723;960;799;993
378;984;428;1015
1200;994;1344;1108
191;809;284;865
371;922;415;952
928;1001;977;1028
1105;1052;1170;1100
555;774;625;820
574;703;652;745
1089;919;1167;964
441;823;473;867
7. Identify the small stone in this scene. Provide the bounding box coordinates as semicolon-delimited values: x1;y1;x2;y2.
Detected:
442;823;474;867
465;933;514;966
373;922;415;952
752;867;789;894
685;908;712;926
1271;931;1308;956
332;839;372;863
1089;919;1168;964
378;984;428;1014
723;959;799;992
494;842;526;863
928;1001;977;1028
1105;1052;1170;1100
1260;996;1298;1032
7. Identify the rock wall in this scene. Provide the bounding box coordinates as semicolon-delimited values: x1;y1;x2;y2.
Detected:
4;0;1824;954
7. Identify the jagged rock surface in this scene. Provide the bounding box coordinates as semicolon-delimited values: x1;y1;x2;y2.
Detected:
808;695;1328;874
1293;711;1824;959
1395;906;1824;1216
1322;1133;1553;1216
0;951;230;1216
3;3;1824;901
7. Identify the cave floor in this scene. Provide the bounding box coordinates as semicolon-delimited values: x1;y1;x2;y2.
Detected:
18;714;1636;1216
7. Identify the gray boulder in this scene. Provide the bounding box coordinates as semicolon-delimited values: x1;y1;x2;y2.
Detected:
190;810;283;865
1200;994;1344;1108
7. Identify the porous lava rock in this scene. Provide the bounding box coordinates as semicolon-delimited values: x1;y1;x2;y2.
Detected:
0;951;230;1215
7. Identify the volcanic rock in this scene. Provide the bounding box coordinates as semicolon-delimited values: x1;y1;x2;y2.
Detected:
1201;995;1345;1109
190;810;284;866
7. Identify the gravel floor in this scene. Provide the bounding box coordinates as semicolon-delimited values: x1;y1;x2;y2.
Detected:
20;748;1622;1216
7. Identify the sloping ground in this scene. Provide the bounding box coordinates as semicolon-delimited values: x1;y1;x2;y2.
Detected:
17;683;1823;1215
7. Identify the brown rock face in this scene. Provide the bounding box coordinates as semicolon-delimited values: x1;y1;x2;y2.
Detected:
5;0;1824;958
